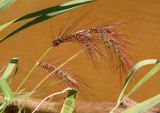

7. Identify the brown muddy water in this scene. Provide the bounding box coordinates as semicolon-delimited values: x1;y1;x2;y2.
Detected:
0;0;160;103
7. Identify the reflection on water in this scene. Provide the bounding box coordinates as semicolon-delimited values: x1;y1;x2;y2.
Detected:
0;0;160;102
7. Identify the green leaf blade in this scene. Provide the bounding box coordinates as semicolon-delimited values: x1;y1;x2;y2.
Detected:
0;18;18;31
15;0;95;22
122;94;160;113
0;0;16;10
127;62;160;97
0;78;12;102
117;59;159;104
60;89;77;113
1;58;19;80
0;0;95;43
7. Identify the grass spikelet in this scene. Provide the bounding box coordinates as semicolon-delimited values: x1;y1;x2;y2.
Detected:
38;62;79;91
52;22;134;74
38;61;98;100
87;22;134;74
52;29;105;67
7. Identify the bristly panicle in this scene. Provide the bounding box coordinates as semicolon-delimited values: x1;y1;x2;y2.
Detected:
38;62;100;100
38;62;79;90
52;22;134;73
53;30;105;67
88;23;133;73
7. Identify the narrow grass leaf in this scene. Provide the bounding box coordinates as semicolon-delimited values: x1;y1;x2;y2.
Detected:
126;62;160;97
60;89;77;113
0;0;16;9
61;0;95;6
1;58;19;80
0;78;12;102
0;18;18;31
15;0;95;22
122;94;160;113
0;0;95;31
117;59;159;103
0;0;95;43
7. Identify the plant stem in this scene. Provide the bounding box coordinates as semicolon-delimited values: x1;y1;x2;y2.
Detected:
31;48;85;93
16;47;53;92
109;96;127;113
109;103;120;113
32;87;72;113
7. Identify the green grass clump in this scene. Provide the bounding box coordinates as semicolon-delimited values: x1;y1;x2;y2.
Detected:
0;0;95;112
110;59;160;113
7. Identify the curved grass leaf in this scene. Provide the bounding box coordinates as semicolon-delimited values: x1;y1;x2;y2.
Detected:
1;58;19;80
122;94;160;113
117;59;159;104
0;0;16;10
126;61;160;97
0;0;95;43
0;78;12;102
15;0;95;22
0;58;19;110
0;0;95;31
0;18;18;31
60;89;77;113
0;78;13;112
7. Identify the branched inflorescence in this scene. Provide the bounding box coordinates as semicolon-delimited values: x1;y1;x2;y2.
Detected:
38;62;79;90
52;22;134;73
38;62;98;100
